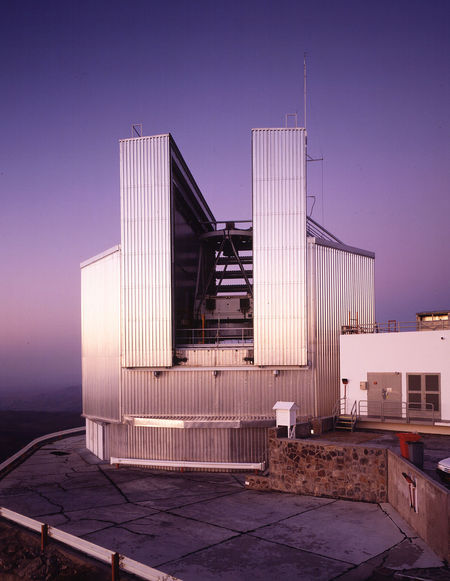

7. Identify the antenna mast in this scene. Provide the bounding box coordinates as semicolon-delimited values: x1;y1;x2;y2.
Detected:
303;52;307;129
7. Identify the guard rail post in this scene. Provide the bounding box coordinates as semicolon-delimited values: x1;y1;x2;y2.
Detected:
41;523;48;551
112;552;120;581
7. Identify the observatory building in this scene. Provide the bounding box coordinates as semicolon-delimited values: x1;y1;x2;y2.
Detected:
81;127;374;467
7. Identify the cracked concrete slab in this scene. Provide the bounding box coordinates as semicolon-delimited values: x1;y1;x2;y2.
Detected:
102;464;243;489
84;512;236;566
64;503;158;524
58;518;118;536
0;491;62;517
163;534;352;581
105;469;243;508
379;502;420;538
54;471;114;490
41;513;69;527
382;538;444;570
4;463;64;478
36;485;126;512
0;435;447;581
252;499;405;565
171;489;335;532
131;484;242;509
334;537;446;581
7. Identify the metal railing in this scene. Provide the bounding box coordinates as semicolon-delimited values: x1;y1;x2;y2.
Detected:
176;326;253;346
333;398;357;430
358;400;436;424
350;399;357;426
0;507;179;581
333;397;347;417
333;397;346;429
342;319;449;334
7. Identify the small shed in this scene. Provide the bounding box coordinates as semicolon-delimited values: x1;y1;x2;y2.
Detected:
273;401;299;428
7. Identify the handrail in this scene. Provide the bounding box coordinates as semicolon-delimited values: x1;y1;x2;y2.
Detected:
176;326;253;346
333;397;347;429
358;400;435;424
342;319;449;335
350;400;357;426
334;397;347;416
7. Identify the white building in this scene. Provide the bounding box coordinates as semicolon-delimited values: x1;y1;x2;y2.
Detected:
81;127;375;467
340;311;450;431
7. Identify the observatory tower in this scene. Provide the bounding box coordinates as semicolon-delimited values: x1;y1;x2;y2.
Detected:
81;127;374;467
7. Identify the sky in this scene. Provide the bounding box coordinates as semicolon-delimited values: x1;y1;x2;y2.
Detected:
1;0;449;390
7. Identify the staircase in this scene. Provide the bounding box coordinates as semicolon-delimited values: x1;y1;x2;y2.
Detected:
334;414;357;431
333;399;357;432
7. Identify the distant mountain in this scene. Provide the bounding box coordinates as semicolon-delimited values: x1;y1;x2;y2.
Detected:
0;385;81;412
0;410;84;463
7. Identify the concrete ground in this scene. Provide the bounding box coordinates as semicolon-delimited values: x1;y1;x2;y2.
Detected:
0;435;448;581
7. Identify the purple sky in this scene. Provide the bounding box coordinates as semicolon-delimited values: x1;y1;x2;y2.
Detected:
1;0;449;390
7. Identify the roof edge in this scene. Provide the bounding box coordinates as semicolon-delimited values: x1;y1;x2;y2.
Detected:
80;245;120;269
308;236;375;259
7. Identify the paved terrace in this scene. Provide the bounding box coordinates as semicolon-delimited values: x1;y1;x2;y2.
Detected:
0;435;447;580
311;429;450;488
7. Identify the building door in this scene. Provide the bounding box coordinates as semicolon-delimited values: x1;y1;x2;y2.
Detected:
407;373;441;420
86;419;104;460
367;372;402;418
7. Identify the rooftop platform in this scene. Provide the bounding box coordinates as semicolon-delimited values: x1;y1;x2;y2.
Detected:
0;435;448;580
311;429;450;488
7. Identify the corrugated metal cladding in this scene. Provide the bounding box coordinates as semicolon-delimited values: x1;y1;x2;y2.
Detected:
120;135;172;368
252;128;307;366
121;426;268;464
105;423;128;459
81;248;121;421
311;239;375;416
85;419;105;460
121;368;314;418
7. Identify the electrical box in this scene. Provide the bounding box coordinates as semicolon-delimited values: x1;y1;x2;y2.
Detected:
360;381;368;390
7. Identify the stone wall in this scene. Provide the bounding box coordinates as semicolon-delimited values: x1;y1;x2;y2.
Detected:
246;429;387;503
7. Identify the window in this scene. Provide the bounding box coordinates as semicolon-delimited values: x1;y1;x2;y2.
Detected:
407;373;440;415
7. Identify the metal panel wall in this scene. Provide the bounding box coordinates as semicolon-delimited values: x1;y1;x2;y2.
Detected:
120;135;172;367
121;367;314;418
85;419;105;460
252;128;307;366
123;425;268;464
81;248;121;421
311;239;375;416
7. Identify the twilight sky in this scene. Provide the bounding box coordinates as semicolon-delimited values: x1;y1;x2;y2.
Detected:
1;0;449;390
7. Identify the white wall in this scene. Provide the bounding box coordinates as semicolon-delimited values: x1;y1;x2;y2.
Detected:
340;330;450;420
81;247;121;421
